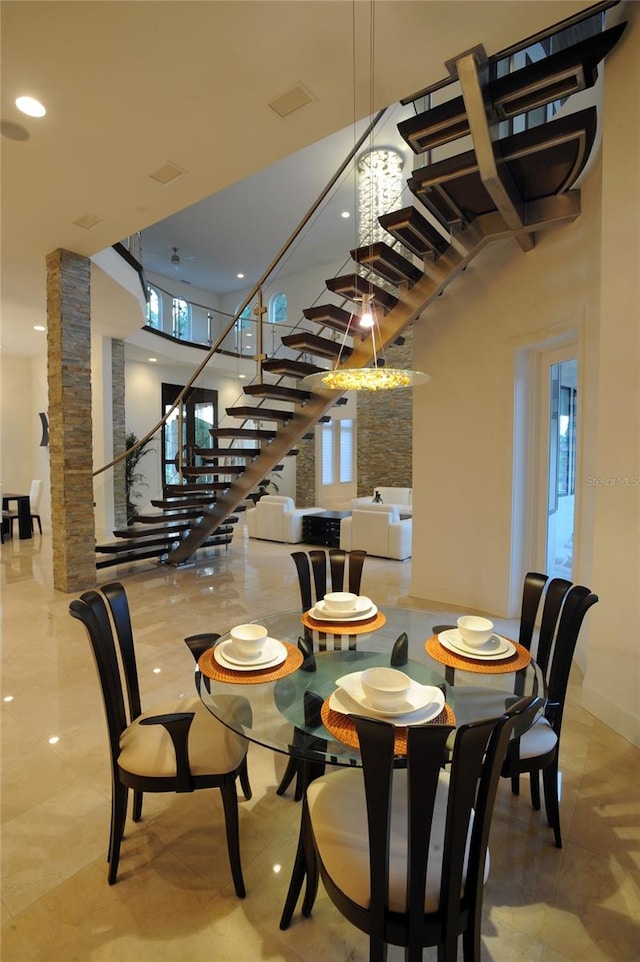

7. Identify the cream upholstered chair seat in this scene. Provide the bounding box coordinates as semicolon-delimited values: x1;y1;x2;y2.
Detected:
245;495;324;543
307;767;488;914
340;503;412;560
119;695;247;779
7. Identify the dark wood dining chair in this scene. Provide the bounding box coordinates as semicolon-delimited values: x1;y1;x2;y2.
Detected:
292;548;367;616
276;548;368;800
69;584;250;896
501;584;599;847
287;697;538;961
183;630;253;801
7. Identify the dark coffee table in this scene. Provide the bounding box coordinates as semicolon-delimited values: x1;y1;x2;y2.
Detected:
301;511;350;547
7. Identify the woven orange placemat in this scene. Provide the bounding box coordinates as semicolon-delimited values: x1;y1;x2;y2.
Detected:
198;641;303;684
425;635;531;674
320;699;456;754
301;610;387;634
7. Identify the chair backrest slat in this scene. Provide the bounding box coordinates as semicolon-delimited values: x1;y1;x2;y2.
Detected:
546;587;598;715
102;581;142;723
518;572;548;650
69;592;128;767
535;577;572;673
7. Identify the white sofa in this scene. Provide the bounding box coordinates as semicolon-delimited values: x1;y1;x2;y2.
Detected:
245;495;324;544
340;503;412;561
350;486;413;517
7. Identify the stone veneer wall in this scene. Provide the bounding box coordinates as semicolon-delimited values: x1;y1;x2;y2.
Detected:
356;325;413;495
47;249;97;592
111;339;127;529
295;435;317;507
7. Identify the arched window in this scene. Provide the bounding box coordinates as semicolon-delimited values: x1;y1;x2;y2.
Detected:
172;297;190;340
146;286;161;329
269;292;287;324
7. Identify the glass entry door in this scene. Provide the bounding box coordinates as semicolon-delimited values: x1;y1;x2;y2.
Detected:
542;355;577;578
161;383;217;487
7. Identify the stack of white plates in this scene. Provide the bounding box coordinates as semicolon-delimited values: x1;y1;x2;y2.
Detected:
437;629;515;661
329;671;445;726
214;637;287;671
309;596;377;622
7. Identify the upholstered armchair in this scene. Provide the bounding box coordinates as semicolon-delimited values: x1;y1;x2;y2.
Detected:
245;495;324;544
340;503;412;560
350;486;413;517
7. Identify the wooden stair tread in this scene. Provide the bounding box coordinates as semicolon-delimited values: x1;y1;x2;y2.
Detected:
325;274;397;313
351;242;422;287
378;206;450;258
209;427;276;439
112;521;192;538
261;358;323;379
193;447;261;458
150;497;216;509
399;25;625;155
303;304;354;333
189;453;247;469
408;107;597;225
281;332;352;360
243;383;311;403
226;405;293;422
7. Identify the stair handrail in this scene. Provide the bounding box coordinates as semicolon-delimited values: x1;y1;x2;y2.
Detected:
94;107;387;479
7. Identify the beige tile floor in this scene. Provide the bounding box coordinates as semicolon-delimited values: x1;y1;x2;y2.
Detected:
2;527;639;961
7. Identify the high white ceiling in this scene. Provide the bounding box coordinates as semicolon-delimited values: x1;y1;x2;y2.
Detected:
1;1;598;357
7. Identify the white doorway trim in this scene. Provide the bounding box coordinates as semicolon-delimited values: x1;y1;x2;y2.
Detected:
510;323;583;615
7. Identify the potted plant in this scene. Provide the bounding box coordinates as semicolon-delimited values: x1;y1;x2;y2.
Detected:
125;431;155;521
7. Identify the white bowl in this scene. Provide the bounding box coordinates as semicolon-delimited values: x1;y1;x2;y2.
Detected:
360;667;412;711
457;615;494;648
229;623;268;659
323;591;358;613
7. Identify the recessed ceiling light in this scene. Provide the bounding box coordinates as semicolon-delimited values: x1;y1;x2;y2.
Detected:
341;211;350;219
33;325;46;332
15;96;46;118
148;357;157;363
237;273;244;279
238;373;246;379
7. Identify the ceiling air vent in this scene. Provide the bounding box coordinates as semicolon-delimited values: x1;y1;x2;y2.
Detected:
148;162;186;185
268;83;315;118
73;213;102;230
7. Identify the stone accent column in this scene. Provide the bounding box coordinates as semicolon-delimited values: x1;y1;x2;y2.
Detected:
356;326;414;495
295;434;316;507
47;249;96;592
111;339;127;528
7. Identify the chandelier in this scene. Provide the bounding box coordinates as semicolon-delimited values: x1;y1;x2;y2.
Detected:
304;2;429;393
302;293;430;392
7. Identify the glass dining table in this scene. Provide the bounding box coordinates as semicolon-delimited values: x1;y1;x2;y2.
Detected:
194;603;545;928
194;604;545;772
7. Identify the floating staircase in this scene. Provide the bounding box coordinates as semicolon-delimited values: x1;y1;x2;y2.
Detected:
95;22;625;569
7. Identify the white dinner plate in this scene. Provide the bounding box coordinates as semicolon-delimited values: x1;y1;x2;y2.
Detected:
310;597;377;622
329;684;445;726
334;671;445;719
214;638;287;671
438;629;515;661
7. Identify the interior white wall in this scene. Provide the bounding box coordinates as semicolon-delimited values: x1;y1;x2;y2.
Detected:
583;11;640;747
410;14;638;745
